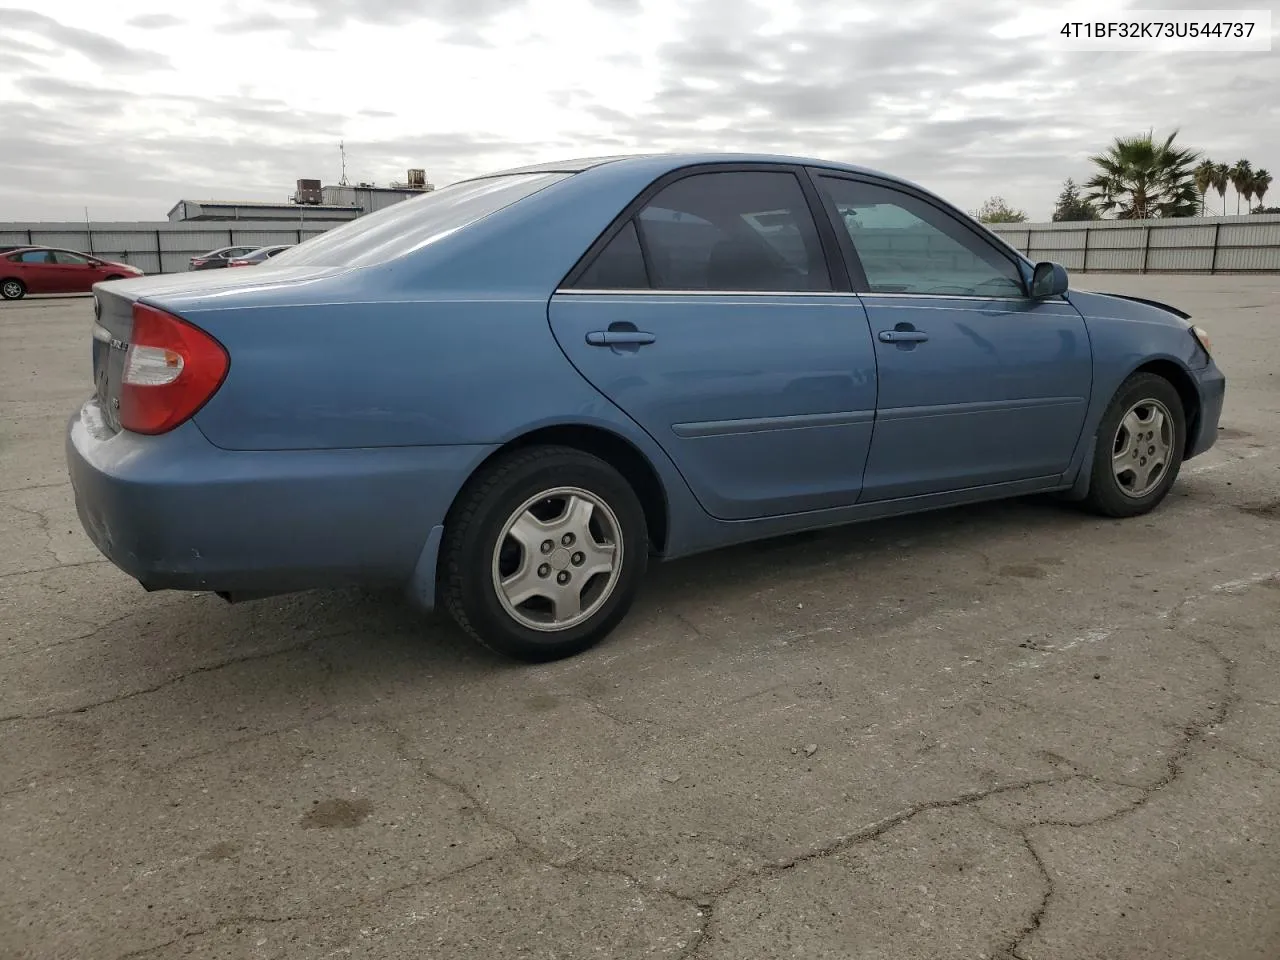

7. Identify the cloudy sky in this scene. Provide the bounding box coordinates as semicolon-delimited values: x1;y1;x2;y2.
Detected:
0;0;1275;222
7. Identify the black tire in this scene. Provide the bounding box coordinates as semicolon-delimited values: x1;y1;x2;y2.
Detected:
1;278;25;301
1082;372;1186;518
440;445;649;662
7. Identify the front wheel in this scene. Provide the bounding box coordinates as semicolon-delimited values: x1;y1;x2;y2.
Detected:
1;279;25;300
440;446;649;662
1082;372;1186;518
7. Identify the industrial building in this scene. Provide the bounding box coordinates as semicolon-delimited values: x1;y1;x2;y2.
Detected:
168;168;435;223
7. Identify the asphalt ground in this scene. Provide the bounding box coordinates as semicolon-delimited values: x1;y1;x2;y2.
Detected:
2;275;1278;960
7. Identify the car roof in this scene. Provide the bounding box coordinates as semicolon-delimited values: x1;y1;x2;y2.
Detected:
462;152;920;190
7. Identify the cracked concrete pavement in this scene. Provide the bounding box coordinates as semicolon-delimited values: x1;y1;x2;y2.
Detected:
2;276;1278;960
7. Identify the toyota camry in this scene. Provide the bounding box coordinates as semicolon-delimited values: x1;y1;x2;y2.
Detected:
66;153;1225;661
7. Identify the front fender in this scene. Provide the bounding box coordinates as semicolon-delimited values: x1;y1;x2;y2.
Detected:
1058;290;1222;496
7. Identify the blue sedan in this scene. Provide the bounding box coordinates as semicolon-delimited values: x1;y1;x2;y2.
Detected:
67;153;1225;661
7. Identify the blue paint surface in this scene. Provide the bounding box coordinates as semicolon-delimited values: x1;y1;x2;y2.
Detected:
67;153;1226;609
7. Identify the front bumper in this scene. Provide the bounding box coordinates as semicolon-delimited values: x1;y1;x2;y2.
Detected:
66;398;494;599
1187;361;1226;459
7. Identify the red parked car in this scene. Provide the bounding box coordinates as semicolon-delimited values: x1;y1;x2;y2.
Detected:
1;247;144;300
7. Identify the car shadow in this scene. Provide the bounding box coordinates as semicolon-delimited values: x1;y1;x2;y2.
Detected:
162;494;1096;679
51;492;1129;762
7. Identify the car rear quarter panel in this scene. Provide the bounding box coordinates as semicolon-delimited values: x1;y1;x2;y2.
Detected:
160;159;714;556
161;161;666;448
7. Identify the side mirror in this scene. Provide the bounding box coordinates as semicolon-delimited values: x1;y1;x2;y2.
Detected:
1030;261;1069;299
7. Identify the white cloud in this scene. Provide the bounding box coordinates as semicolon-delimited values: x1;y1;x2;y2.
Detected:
0;0;1276;221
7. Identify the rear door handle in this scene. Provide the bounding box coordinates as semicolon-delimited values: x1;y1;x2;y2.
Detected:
878;330;929;343
586;330;656;346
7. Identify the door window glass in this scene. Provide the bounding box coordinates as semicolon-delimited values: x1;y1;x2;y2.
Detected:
818;177;1025;297
53;251;90;265
634;172;832;292
16;250;53;263
575;220;648;289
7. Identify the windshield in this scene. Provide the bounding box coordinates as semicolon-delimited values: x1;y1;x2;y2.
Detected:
270;172;572;268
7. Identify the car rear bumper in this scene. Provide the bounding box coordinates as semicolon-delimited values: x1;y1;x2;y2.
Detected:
66;398;494;602
1188;362;1226;459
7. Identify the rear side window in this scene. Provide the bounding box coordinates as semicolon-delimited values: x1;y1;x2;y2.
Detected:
568;170;832;293
270;172;572;269
576;220;648;289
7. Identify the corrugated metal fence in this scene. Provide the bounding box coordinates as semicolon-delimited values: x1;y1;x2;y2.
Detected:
6;213;1280;276
987;213;1280;273
0;221;350;275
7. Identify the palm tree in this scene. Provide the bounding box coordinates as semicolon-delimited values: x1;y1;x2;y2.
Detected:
1229;159;1253;215
1193;160;1217;215
1211;162;1230;215
1085;129;1201;219
1253;169;1272;212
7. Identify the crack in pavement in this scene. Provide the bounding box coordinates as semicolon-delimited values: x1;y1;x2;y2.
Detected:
0;710;347;800
683;775;1088;959
105;852;524;959
11;532;1271;958
0;480;72;494
3;499;60;567
984;580;1257;958
1005;831;1053;960
112;914;311;960
577;695;659;729
4;607;154;658
0;641;317;724
0;558;109;580
372;716;706;904
1212;741;1280;774
357;571;1274;960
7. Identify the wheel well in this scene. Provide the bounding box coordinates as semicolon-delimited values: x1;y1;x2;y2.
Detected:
462;425;670;553
1135;359;1201;456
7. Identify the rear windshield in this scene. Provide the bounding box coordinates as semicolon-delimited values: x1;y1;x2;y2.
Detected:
270;171;572;268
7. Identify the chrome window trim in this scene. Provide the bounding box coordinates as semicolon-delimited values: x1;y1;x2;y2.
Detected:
553;287;1042;303
554;288;855;298
852;292;1032;302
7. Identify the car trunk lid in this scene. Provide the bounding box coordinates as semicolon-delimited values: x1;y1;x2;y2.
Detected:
89;264;347;434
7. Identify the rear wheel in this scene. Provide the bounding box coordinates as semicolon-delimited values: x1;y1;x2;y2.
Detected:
1082;372;1186;518
1;278;25;300
440;446;648;662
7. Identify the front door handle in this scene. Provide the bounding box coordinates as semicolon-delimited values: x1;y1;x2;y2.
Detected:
878;329;929;343
586;330;656;346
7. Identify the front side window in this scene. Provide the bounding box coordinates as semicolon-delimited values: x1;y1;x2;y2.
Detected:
53;251;89;265
818;177;1025;298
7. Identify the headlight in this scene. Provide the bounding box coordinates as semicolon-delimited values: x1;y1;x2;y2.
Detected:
1191;325;1212;356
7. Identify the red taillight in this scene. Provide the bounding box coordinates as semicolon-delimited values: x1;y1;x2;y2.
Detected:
119;303;229;435
228;260;251;267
